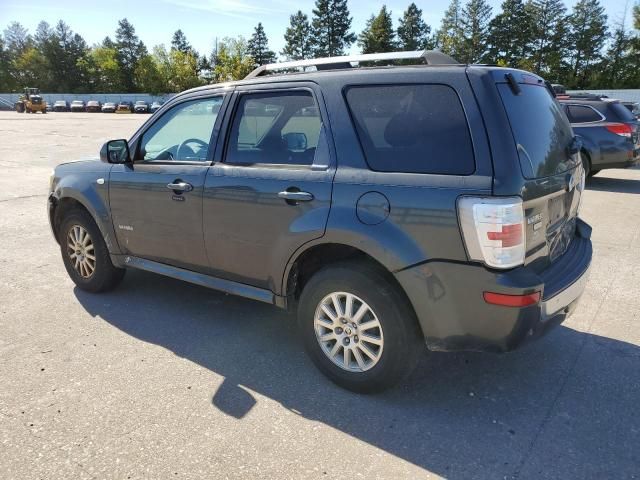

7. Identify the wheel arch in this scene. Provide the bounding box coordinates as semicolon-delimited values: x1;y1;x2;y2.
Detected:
282;241;425;336
50;185;121;254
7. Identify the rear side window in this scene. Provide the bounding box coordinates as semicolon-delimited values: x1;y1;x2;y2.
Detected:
566;105;602;123
498;84;576;179
609;102;636;122
345;84;475;175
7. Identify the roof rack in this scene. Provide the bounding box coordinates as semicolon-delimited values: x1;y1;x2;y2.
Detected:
244;50;460;79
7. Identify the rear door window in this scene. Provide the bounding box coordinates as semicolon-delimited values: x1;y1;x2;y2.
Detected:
345;84;475;175
498;84;576;179
566;105;603;123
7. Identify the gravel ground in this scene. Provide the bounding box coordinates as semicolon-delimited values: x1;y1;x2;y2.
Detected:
0;111;638;479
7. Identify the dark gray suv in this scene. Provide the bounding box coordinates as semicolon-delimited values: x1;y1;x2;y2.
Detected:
48;51;592;392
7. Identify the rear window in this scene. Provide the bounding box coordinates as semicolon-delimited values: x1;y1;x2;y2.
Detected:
498;84;576;179
566;105;602;123
345;84;475;175
609;102;636;122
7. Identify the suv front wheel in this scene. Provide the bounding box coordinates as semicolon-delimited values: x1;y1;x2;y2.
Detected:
59;208;125;292
298;261;422;393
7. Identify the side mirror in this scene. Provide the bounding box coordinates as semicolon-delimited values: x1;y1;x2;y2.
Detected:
100;139;131;164
282;132;307;151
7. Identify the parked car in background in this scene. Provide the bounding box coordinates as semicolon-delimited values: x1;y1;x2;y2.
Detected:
48;53;592;392
622;101;640;120
53;100;68;112
102;102;116;113
134;101;149;113
46;103;53;112
149;101;163;113
70;100;86;112
86;100;102;113
116;101;133;113
559;96;640;176
552;83;567;96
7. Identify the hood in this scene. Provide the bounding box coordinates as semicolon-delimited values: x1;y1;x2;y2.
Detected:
55;158;108;174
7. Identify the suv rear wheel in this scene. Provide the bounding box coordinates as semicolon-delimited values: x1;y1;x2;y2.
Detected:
59;208;125;292
298;261;422;393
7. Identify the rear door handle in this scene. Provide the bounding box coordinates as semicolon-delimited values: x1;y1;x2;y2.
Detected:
277;190;314;202
167;181;193;193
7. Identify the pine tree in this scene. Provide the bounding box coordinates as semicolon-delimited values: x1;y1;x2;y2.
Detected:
436;0;464;60
602;14;632;88
397;3;432;51
567;0;608;88
247;23;276;66
115;18;147;92
282;11;313;60
458;0;492;63
171;29;193;54
311;0;357;56
530;0;569;81
486;0;535;68
358;5;396;53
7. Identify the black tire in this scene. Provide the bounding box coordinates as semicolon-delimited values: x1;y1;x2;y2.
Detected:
58;208;125;293
581;150;597;177
297;261;423;393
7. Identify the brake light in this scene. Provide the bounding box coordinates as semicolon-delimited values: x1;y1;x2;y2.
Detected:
606;123;632;137
458;197;525;269
483;291;540;307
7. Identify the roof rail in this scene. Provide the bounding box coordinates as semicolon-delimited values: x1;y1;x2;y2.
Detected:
244;50;460;79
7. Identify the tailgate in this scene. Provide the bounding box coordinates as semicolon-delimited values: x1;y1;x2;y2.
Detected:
496;77;583;272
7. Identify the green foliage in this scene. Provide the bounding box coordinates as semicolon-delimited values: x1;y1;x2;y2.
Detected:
0;2;638;93
436;0;464;60
529;0;569;82
358;5;396;53
397;3;432;51
212;37;255;82
247;23;276;66
311;0;356;56
567;0;608;88
459;0;493;63
487;0;535;68
115;18;147;92
282;11;313;60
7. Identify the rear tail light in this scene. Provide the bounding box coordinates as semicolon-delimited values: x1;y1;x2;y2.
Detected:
458;196;525;269
605;123;633;137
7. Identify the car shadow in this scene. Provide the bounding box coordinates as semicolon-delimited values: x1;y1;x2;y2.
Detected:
587;173;640;194
74;270;640;478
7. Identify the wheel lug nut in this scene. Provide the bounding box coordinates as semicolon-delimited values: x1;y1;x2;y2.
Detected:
343;338;350;345
354;336;358;342
341;318;347;324
335;327;343;334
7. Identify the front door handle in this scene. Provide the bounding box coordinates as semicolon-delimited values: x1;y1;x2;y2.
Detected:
278;190;314;202
167;181;193;193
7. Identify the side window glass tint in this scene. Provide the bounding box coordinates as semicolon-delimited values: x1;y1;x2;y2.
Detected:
226;91;323;167
139;96;223;162
345;84;475;175
567;105;601;123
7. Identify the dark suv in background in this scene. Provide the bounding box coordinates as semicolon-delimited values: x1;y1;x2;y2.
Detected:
48;51;592;392
558;95;639;176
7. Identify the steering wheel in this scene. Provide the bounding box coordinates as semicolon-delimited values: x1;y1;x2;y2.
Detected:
177;138;209;160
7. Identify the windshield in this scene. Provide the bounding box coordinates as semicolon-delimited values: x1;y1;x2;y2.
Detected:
498;83;577;179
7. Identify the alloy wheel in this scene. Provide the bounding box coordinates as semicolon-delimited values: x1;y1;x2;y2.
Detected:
66;225;96;278
313;292;384;372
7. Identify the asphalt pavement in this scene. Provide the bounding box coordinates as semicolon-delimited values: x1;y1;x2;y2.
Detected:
0;111;638;479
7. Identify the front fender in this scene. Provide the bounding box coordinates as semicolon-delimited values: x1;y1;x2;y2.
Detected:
51;171;120;254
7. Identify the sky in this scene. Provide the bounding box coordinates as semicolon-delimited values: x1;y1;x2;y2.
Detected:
0;0;633;58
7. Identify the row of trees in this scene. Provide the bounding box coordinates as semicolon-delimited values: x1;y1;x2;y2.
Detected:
1;0;639;93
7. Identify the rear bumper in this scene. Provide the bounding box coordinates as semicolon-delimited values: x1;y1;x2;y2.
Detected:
395;219;592;353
